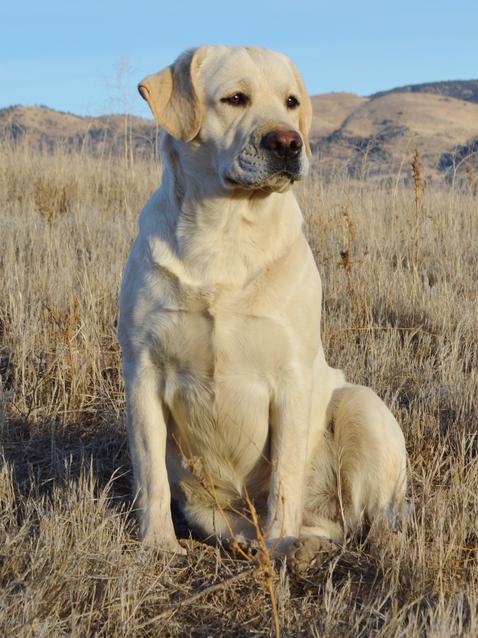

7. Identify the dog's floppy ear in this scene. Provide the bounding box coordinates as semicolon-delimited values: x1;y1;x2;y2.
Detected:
138;47;207;141
289;62;313;157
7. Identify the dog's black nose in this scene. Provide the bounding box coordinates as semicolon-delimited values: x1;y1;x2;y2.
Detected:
261;129;303;158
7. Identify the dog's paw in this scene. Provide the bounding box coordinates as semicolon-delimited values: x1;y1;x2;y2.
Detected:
286;536;337;573
142;531;187;556
220;535;260;559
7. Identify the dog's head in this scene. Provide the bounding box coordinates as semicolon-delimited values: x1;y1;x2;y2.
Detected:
139;46;312;194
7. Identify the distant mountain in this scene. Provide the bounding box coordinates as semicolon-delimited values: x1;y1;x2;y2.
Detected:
0;105;160;157
312;83;478;178
310;93;368;136
371;79;478;104
336;92;478;155
2;78;478;179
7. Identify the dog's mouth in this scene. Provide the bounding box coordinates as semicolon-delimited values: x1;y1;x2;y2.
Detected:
225;170;300;193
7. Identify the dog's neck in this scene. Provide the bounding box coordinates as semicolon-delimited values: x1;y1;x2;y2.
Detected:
142;137;304;287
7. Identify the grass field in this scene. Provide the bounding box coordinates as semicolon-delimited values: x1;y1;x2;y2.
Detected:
0;141;477;636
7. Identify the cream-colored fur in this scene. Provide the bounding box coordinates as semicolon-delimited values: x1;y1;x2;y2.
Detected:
118;46;407;555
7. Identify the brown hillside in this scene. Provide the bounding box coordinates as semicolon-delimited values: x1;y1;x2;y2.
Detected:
340;92;478;151
0;105;158;156
314;92;478;177
0;105;90;138
310;92;368;136
2;91;478;177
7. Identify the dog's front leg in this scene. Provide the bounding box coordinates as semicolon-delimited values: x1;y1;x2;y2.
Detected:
265;381;311;548
124;363;185;554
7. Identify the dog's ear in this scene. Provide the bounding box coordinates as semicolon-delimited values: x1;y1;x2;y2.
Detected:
138;47;207;141
289;62;313;156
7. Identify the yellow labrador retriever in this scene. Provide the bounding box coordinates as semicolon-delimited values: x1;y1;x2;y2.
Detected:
118;46;407;556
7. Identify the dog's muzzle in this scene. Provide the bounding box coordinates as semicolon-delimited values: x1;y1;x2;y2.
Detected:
260;129;303;178
224;127;307;191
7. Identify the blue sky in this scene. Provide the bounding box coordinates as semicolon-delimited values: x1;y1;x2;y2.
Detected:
1;0;477;116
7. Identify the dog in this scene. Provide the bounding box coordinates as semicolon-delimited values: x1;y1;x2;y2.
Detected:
118;46;407;557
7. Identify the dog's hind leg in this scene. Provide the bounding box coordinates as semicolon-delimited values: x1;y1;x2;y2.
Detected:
288;384;407;568
304;384;407;541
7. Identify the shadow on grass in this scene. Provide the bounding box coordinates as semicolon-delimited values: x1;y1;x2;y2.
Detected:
0;413;191;539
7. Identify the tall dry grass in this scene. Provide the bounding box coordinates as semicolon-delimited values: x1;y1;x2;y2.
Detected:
0;139;477;636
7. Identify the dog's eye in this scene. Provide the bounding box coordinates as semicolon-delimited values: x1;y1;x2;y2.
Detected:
286;95;300;109
221;92;250;107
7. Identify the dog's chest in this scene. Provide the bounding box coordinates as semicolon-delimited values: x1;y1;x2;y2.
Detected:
148;285;289;459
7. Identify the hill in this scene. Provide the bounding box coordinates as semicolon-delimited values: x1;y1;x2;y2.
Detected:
310;92;368;136
316;91;478;177
2;78;478;178
312;83;478;178
371;79;478;104
0;105;159;158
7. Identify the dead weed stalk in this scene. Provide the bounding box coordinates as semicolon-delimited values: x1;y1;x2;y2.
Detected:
411;148;423;282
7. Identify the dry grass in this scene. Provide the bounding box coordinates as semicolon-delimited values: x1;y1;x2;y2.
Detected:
0;139;477;636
